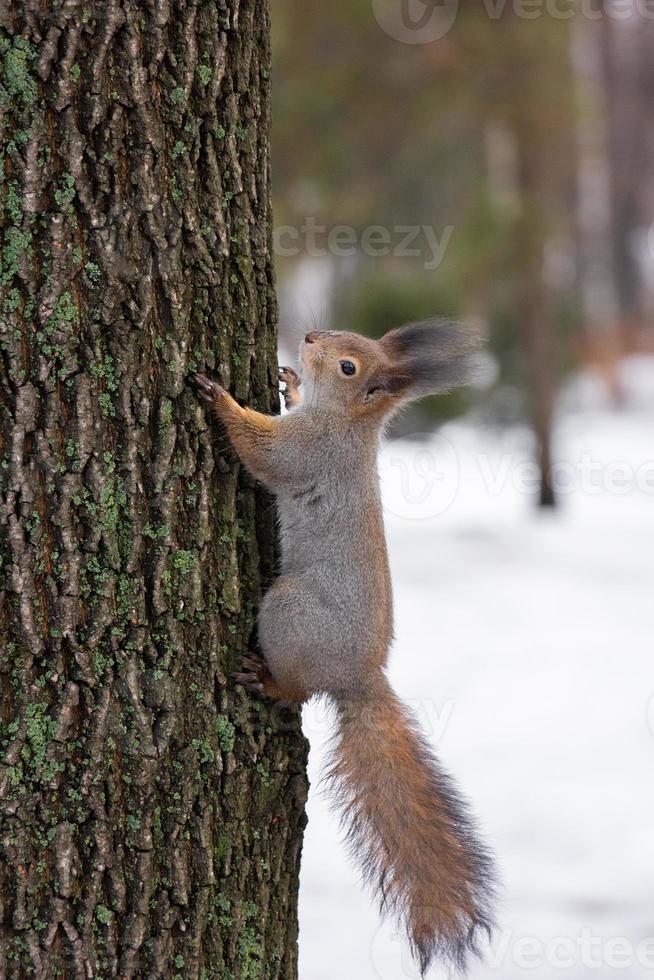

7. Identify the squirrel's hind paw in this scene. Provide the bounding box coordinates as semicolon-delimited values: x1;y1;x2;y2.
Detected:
233;654;267;697
233;653;300;705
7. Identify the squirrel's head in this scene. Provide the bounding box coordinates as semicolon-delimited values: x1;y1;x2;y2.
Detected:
298;319;480;421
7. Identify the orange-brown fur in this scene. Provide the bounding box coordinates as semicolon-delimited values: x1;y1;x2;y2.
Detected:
329;676;495;975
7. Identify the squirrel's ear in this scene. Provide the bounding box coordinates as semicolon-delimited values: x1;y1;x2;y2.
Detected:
363;371;412;403
379;318;481;400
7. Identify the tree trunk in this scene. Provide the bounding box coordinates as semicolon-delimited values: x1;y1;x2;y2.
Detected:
513;137;557;509
571;10;623;402
0;4;308;979
501;17;567;509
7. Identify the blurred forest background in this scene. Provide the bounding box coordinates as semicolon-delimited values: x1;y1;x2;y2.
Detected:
270;0;654;506
269;6;654;978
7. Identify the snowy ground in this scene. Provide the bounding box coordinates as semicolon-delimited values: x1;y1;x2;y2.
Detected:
297;361;654;980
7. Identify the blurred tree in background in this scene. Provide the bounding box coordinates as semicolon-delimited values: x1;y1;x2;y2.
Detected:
271;0;654;506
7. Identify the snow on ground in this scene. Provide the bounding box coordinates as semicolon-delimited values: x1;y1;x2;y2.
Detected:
298;363;654;980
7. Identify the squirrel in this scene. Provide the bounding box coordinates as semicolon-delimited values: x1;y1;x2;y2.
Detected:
195;319;496;977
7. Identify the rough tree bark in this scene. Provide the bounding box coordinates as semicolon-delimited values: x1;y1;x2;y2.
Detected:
0;3;308;978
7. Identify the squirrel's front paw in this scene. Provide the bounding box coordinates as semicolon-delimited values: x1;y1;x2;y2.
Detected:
194;373;227;404
279;366;301;387
279;366;302;409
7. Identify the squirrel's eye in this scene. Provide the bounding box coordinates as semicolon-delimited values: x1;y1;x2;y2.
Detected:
339;360;357;377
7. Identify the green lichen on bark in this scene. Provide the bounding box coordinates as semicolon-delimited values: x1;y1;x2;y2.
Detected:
0;3;308;978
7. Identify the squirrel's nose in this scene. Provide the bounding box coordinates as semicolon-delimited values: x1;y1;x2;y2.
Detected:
304;331;323;344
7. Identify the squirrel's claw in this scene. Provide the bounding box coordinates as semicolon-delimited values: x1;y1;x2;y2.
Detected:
233;671;265;696
279;367;302;410
279;366;301;387
233;654;272;698
194;373;226;402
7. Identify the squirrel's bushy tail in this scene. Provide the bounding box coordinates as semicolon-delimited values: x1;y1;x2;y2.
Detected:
326;674;496;977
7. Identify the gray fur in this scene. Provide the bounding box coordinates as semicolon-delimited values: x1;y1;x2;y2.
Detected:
257;409;392;699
